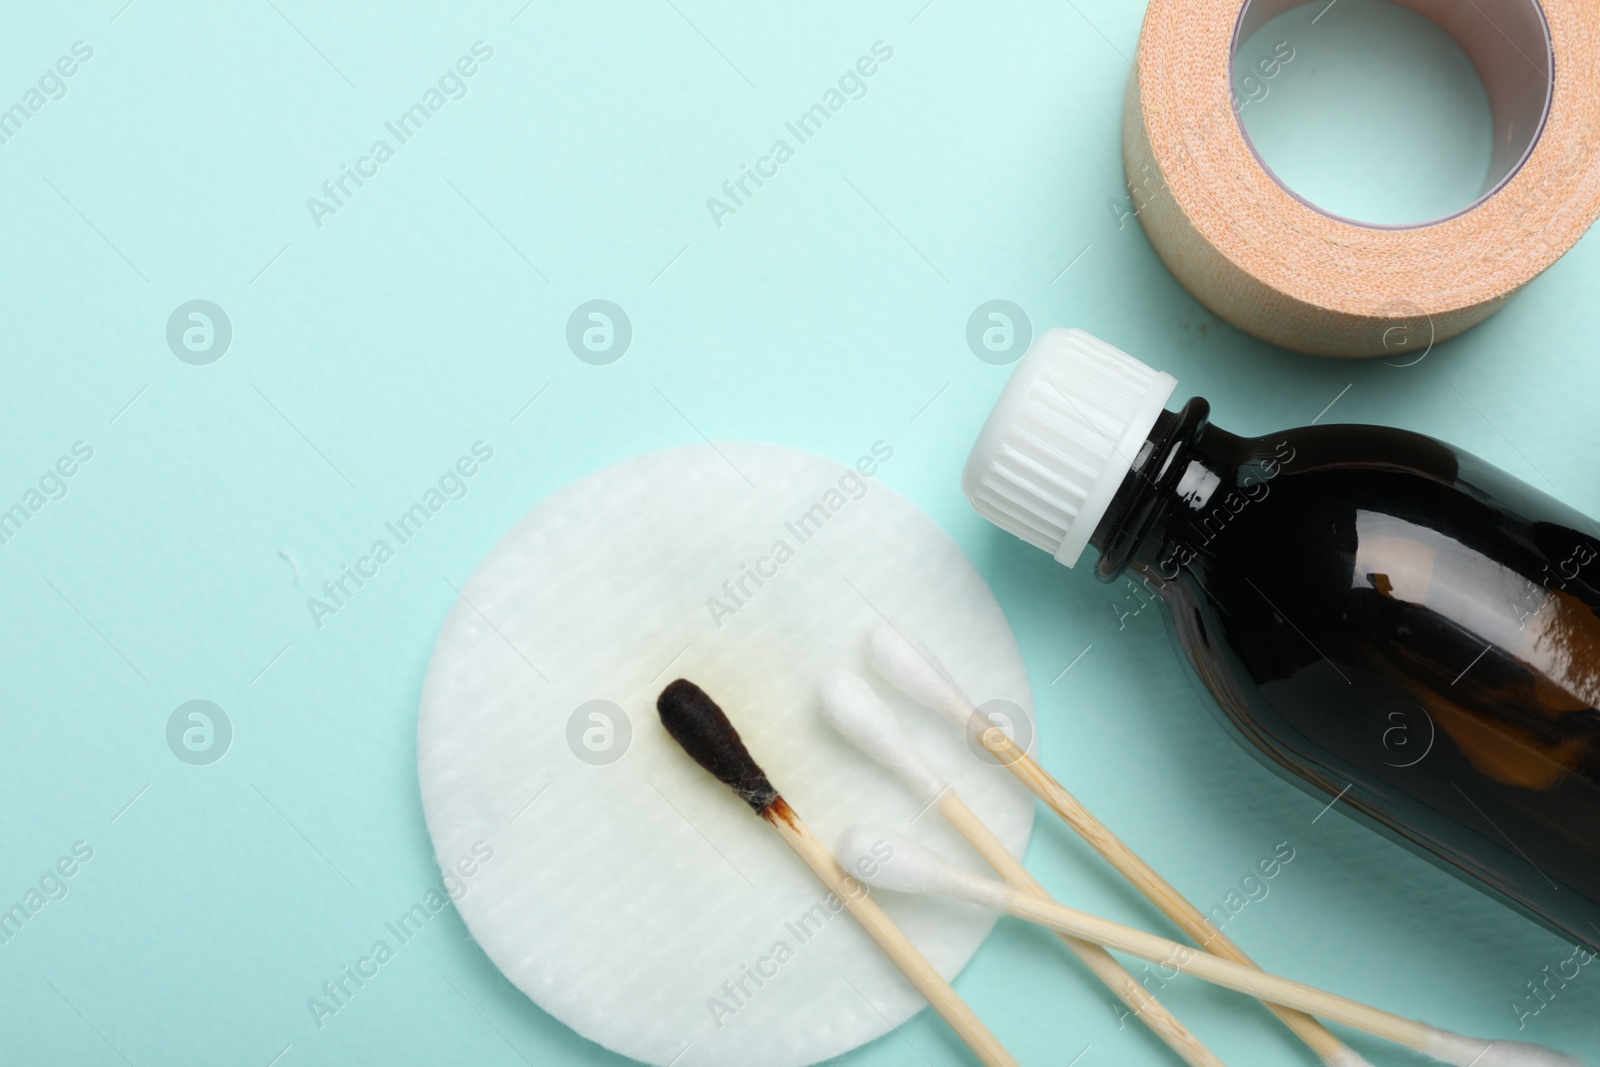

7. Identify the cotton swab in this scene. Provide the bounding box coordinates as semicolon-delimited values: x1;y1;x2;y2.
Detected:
818;670;1232;1067
654;679;1019;1067
866;621;1361;1066
839;826;1584;1067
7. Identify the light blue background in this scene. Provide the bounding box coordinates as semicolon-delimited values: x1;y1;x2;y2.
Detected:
3;1;1598;1065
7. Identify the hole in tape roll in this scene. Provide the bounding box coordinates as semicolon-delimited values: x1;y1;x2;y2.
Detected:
1230;0;1552;229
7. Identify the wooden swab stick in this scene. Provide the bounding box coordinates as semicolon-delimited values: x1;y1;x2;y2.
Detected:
655;678;1019;1067
839;826;1584;1067
866;621;1365;1066
818;670;1229;1067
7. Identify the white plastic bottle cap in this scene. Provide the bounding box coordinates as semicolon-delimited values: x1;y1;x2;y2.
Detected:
962;328;1178;567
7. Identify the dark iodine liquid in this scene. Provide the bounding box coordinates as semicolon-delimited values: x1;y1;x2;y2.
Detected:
1090;398;1600;950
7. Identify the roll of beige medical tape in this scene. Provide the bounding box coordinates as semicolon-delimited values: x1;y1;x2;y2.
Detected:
1125;0;1600;358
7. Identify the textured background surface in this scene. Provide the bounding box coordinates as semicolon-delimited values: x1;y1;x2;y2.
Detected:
2;1;1598;1065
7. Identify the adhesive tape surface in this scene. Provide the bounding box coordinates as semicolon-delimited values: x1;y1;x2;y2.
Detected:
417;443;1036;1067
1126;0;1600;357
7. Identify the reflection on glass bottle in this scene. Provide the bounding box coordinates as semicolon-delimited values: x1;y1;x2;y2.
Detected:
965;329;1600;949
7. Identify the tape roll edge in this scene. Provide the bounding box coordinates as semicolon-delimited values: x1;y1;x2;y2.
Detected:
1124;0;1600;359
1122;70;1517;359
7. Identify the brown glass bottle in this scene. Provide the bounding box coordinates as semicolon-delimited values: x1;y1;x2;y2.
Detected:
965;329;1600;950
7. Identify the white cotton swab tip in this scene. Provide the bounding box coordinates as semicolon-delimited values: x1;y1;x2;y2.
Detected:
864;622;973;728
1423;1028;1584;1067
837;825;1013;911
818;671;947;804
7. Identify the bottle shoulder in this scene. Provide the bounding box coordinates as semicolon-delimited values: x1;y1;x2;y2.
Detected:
1238;425;1594;565
1235;422;1461;484
1099;408;1596;591
1147;420;1600;609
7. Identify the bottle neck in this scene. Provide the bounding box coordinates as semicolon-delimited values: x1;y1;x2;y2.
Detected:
1088;397;1230;581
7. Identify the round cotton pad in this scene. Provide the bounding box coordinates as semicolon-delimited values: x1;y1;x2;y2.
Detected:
418;443;1036;1067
